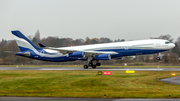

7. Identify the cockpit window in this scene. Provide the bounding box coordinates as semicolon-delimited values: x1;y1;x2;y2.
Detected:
165;41;170;44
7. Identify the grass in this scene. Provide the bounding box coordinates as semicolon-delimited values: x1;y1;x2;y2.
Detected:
1;65;180;68
0;70;179;98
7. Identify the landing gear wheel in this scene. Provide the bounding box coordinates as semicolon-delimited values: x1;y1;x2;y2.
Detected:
96;63;101;66
83;65;88;69
157;57;161;60
92;65;96;69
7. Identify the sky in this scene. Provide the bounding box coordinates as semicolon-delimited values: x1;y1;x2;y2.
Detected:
1;0;180;41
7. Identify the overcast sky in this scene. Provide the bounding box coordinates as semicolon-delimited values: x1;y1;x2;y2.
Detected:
1;0;180;41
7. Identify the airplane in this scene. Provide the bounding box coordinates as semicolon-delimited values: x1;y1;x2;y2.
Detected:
11;30;175;69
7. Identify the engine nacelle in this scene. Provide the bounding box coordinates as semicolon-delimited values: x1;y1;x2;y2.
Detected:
94;54;111;60
157;54;164;60
157;56;162;60
68;51;84;58
113;57;123;60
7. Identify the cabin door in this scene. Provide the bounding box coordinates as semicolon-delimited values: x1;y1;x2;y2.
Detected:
124;43;129;50
156;41;161;47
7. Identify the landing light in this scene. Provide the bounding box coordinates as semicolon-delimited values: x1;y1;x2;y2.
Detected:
171;73;176;76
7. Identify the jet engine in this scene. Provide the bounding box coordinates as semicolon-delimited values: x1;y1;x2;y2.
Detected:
94;54;111;60
68;51;84;58
157;56;163;60
113;57;124;60
157;53;164;60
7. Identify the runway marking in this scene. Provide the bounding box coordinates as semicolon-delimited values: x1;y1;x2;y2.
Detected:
40;68;164;71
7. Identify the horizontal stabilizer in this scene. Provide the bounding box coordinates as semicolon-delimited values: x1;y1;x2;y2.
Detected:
15;52;31;57
38;43;46;48
4;51;17;54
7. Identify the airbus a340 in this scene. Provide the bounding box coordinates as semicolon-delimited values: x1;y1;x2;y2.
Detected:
12;30;175;69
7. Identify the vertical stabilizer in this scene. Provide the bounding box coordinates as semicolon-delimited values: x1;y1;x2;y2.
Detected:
11;30;42;52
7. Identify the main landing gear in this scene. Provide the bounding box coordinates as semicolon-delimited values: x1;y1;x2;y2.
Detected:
83;63;101;69
83;57;101;69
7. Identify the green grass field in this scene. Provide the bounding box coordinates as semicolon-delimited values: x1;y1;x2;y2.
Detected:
0;70;179;98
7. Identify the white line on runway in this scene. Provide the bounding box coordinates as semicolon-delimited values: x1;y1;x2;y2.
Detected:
40;68;164;71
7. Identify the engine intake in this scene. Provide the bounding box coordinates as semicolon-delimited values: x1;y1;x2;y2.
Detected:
157;54;164;60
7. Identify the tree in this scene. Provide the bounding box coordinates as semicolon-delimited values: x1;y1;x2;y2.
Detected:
121;39;125;42
175;36;180;53
84;37;91;45
91;38;99;44
99;37;112;43
169;53;179;65
150;34;174;42
32;30;40;43
35;30;40;41
114;39;125;42
171;43;180;56
32;37;37;43
72;39;84;46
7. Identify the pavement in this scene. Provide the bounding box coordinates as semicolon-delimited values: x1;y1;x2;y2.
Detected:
0;97;180;101
160;76;180;85
1;67;180;71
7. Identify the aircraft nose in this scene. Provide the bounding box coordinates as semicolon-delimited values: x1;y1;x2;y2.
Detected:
171;43;175;48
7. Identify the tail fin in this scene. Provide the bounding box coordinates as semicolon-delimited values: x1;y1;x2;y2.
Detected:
11;30;42;52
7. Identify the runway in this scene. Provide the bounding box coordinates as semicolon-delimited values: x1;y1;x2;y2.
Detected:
0;97;180;101
0;67;180;71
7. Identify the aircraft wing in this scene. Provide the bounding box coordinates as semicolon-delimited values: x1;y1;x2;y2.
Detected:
48;47;118;55
40;43;118;56
47;47;78;54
